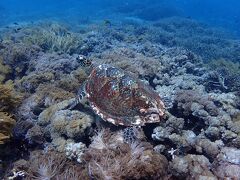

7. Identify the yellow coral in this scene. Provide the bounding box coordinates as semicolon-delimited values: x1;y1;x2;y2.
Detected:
0;83;21;144
22;22;82;54
0;112;16;144
0;83;21;112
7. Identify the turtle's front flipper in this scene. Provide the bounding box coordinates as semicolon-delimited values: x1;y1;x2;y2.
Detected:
69;81;88;110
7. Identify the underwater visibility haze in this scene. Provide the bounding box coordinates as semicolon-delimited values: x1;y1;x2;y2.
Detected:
0;0;240;179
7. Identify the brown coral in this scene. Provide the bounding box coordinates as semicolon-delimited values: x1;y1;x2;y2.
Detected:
0;83;21;144
0;83;21;112
11;150;89;180
0;112;16;144
0;57;11;83
84;129;169;180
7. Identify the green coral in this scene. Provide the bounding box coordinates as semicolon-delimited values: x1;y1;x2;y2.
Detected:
208;58;240;92
22;22;83;54
208;58;240;75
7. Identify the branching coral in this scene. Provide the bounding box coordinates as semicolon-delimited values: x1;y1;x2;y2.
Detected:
27;151;66;180
85;129;169;180
207;58;240;92
0;41;40;79
0;84;21;144
0;83;21;112
11;150;89;180
22;22;83;54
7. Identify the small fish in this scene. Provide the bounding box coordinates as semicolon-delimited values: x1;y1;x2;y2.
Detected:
103;19;111;27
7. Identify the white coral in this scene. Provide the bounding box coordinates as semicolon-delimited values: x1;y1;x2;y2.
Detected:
65;142;86;163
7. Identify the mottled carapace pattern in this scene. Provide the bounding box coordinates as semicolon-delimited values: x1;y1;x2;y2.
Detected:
82;64;165;126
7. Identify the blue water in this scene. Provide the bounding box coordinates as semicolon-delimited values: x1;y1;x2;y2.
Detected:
0;0;240;36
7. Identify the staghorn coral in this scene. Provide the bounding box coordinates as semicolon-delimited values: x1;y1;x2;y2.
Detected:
150;17;240;62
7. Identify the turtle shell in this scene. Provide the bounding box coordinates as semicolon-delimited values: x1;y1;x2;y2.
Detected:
85;64;165;126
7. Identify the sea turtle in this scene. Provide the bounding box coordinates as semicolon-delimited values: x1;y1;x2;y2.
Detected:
71;55;165;126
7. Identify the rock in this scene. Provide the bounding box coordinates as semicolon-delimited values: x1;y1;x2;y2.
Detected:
213;147;240;179
170;154;217;179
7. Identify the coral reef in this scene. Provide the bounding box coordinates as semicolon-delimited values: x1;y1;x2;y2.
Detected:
206;58;240;92
0;16;239;179
212;147;240;179
37;99;94;151
170;154;217;179
0;112;16;144
9;150;88;180
150;17;240;62
5;22;83;54
0;83;21;144
84;129;169;180
0;57;11;83
0;83;21;112
65;142;86;163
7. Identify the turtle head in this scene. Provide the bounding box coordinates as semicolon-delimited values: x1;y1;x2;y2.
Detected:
135;83;165;125
77;55;94;75
77;55;92;67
